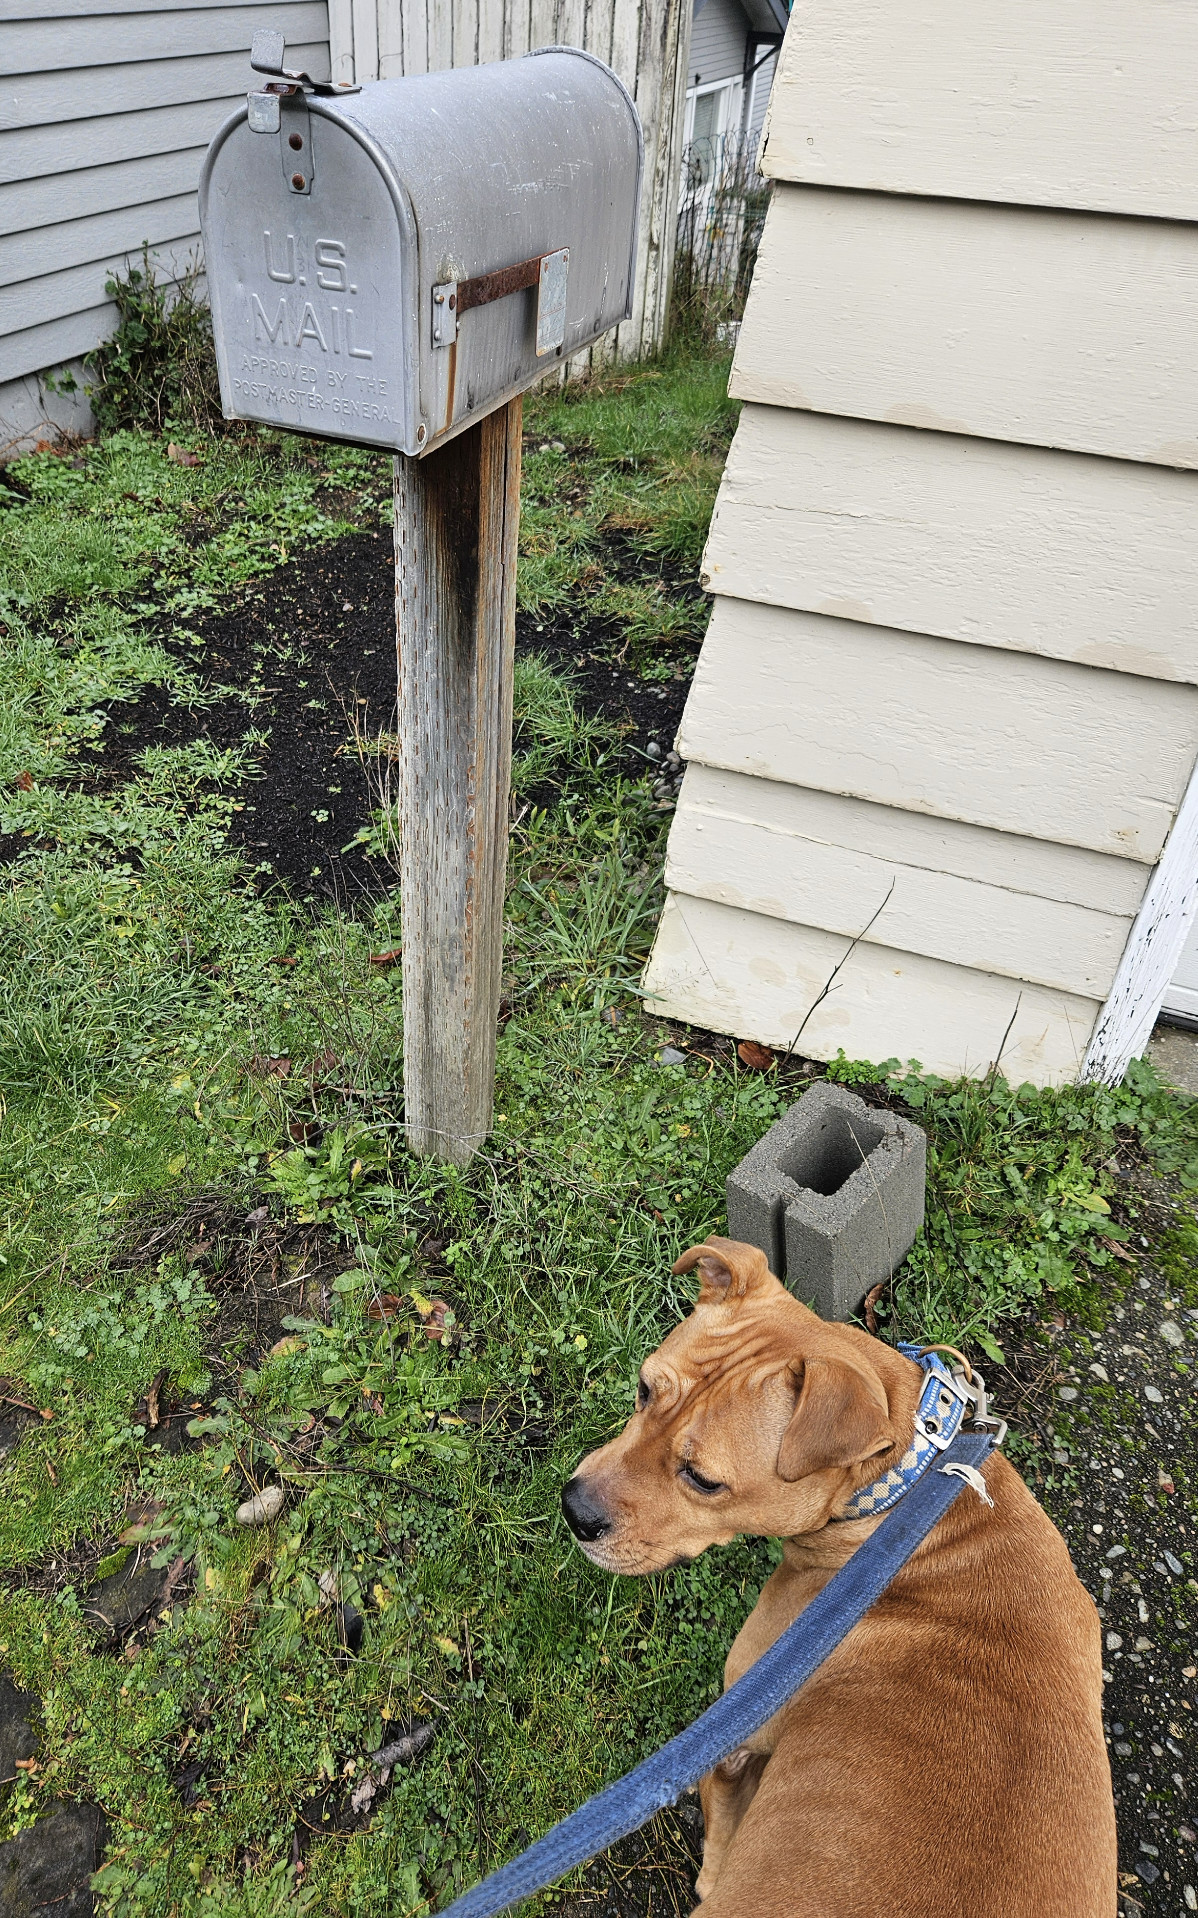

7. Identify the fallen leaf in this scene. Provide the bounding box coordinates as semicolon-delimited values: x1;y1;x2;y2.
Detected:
1100;1236;1136;1262
14;1759;37;1773
863;1282;886;1335
245;1205;269;1229
737;1040;775;1071
288;1119;320;1144
601;1005;622;1028
369;948;402;967
249;1053;291;1079
367;1294;403;1322
420;1299;451;1341
167;442;200;466
145;1372;162;1430
272;954;297;967
14;771;33;792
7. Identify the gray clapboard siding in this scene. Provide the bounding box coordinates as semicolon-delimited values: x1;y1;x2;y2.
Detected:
644;893;1100;1086
3;40;327;128
690;0;745;85
0;207;201;337
0;147;205;236
762;0;1198;221
673;768;1152;918
0;97;241;183
704;404;1198;686
678;597;1198;865
0;308;112;387
734;185;1198;471
0;190;200;289
14;0;271;14
665;770;1135;998
1;3;327;74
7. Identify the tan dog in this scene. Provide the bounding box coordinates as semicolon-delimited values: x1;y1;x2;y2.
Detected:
561;1238;1117;1917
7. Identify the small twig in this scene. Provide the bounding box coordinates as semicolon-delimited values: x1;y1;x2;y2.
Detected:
783;880;896;1063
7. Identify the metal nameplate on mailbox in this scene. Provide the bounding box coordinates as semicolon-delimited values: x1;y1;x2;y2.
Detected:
199;47;642;458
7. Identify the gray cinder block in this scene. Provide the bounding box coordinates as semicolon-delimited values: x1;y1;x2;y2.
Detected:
726;1080;926;1322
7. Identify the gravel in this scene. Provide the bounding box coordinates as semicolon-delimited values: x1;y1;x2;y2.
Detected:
995;1193;1196;1917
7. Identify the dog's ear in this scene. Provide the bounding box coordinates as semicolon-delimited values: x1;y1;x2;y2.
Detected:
776;1355;894;1482
672;1237;773;1304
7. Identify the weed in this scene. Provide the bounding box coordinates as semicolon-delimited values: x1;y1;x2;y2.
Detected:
84;248;223;435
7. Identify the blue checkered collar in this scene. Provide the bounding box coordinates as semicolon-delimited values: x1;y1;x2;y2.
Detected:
840;1345;978;1521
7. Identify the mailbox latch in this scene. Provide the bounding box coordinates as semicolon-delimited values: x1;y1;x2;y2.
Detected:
247;32;360;194
433;249;570;357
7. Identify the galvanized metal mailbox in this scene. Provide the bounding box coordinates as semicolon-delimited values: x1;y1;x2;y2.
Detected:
199;44;643;455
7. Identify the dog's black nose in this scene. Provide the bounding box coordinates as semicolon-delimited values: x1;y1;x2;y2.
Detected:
561;1476;611;1542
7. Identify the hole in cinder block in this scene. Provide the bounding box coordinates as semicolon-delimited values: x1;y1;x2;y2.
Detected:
779;1110;885;1198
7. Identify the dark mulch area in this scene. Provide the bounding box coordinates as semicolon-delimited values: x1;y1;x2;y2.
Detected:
44;519;696;905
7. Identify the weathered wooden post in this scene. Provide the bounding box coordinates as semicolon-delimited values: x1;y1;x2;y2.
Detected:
394;401;522;1162
199;40;642;1162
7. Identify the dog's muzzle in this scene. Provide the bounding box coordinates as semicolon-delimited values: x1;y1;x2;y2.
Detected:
561;1476;611;1543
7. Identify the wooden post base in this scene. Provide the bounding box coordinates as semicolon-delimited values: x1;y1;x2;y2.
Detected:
393;398;522;1164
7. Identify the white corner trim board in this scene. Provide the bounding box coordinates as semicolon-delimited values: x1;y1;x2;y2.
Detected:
1082;750;1198;1084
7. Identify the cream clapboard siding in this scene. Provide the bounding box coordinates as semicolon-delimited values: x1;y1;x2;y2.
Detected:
0;0;329;418
759;0;1198;221
733;186;1198;471
644;0;1198;1085
702;408;1198;687
328;0;691;362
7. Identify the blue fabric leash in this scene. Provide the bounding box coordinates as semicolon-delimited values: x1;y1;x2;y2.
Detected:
438;1371;1001;1918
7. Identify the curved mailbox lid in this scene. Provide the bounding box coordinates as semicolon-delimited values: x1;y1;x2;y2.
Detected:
199;47;643;457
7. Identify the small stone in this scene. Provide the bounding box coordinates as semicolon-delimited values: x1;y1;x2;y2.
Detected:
550;440;565;453
1135;1859;1160;1885
1183;1887;1196;1913
657;1047;686;1066
1106;1631;1123;1650
1164;1549;1183;1575
1134;1637;1153;1652
1139;1841;1160;1858
645;741;662;759
1158;1320;1185;1348
235;1484;285;1526
1106;1544;1127;1559
1115;1742;1133;1757
1144;1385;1164;1403
245;1205;269;1229
1089;1363;1109;1382
1058;1386;1078;1401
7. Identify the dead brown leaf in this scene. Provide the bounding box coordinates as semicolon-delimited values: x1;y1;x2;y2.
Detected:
249;1054;291;1079
368;948;402;967
167;442;200;466
737;1040;775;1071
14;770;33;792
367;1294;403;1322
145;1372;163;1430
272;954;297;968
420;1299;451;1341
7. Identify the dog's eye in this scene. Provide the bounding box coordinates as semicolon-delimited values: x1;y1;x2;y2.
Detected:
636;1376;651;1410
681;1462;725;1495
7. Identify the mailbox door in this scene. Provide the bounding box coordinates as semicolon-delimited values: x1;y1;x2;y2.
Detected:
201;110;414;451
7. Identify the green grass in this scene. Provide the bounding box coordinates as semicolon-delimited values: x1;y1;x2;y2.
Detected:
0;349;1196;1917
